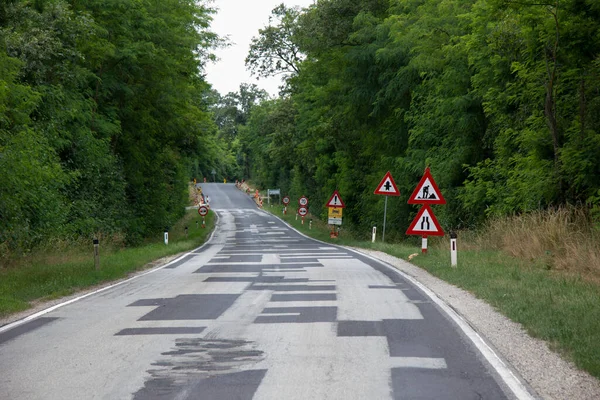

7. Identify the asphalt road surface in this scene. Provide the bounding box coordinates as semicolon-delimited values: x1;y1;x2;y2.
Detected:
0;183;535;399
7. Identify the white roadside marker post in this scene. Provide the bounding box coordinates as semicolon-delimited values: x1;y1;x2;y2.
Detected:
372;226;377;243
164;228;169;245
93;238;100;271
450;231;457;267
422;235;428;254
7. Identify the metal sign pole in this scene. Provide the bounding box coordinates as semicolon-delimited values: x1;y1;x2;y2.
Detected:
382;196;388;242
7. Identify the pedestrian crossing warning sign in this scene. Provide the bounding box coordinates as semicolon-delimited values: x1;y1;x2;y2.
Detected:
374;171;401;196
408;167;446;204
406;205;444;236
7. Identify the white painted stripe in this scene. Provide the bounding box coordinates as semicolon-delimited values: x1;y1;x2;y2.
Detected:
389;357;447;369
252;283;331;287
259;313;301;317
206;261;319;266
279;253;349;257
267;301;336;307
261;269;306;273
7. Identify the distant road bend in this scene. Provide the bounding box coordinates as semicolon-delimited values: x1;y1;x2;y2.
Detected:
0;183;536;399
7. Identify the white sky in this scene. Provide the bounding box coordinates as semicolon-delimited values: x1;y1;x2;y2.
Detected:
204;0;315;97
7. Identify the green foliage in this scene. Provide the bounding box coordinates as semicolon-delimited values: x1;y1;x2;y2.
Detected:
246;4;303;82
240;0;600;238
0;0;221;253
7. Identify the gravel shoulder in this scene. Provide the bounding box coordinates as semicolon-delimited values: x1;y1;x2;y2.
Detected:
353;247;600;400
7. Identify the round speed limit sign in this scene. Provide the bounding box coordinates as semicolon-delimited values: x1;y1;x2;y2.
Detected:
198;205;208;216
298;196;308;207
298;206;308;216
282;196;290;205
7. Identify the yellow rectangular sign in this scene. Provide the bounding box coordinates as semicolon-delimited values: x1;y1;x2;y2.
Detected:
328;208;343;218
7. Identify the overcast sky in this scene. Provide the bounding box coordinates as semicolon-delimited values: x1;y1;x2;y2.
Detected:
204;0;315;98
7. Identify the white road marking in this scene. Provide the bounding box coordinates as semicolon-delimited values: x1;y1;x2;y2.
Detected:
389;357;447;369
259;313;302;317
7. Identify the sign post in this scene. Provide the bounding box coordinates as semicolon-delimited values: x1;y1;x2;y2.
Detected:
198;205;208;228
450;231;457;267
298;206;308;224
374;171;401;242
93;238;100;271
298;196;309;222
406;167;446;255
267;189;281;205
326;190;345;238
282;196;290;215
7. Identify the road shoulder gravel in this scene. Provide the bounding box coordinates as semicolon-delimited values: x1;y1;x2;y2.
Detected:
352;247;600;400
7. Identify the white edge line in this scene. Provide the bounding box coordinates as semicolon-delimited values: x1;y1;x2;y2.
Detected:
0;211;221;335
271;213;536;400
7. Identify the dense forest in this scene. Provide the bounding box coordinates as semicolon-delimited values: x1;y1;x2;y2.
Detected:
0;0;239;253
231;0;600;239
2;0;600;254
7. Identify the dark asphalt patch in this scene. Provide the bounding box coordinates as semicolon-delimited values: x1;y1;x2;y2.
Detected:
277;258;320;263
133;338;266;400
163;254;194;269
208;255;263;263
115;327;205;336
270;293;337;301
194;263;323;274
391;368;508;400
347;251;429;302
0;317;59;345
337;321;385;337
127;294;240;321
249;285;336;292
203;276;309;283
190;244;213;254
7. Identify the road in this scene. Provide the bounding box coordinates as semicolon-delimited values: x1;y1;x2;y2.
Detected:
0;183;534;399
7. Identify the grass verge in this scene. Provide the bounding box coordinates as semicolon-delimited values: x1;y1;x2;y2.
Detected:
261;200;600;380
0;209;215;319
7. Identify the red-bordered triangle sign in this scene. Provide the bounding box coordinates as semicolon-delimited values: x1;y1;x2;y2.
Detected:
326;190;346;208
406;205;444;236
374;171;401;196
408;167;446;204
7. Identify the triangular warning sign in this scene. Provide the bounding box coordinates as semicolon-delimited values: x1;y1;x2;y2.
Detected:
374;171;401;196
326;190;346;208
408;167;446;204
406;205;444;236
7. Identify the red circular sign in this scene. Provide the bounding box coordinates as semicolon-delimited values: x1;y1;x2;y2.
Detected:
198;206;208;216
298;206;308;216
298;196;308;207
282;196;290;205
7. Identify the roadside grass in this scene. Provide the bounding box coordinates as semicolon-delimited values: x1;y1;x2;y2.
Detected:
261;200;600;379
0;209;215;319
